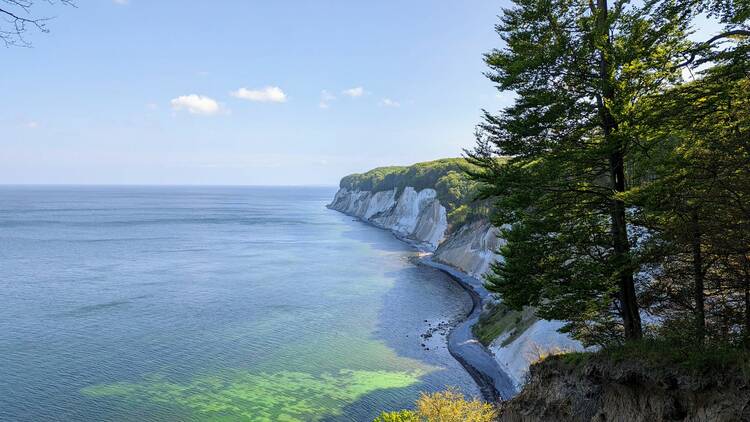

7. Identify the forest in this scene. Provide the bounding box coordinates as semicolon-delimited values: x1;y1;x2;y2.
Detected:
468;0;750;355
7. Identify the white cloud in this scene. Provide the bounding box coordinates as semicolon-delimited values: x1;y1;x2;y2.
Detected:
231;86;287;103
25;120;39;129
380;98;400;108
170;94;222;115
319;90;336;109
342;87;364;98
321;90;336;101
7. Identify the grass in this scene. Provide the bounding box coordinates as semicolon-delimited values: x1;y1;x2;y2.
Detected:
472;302;538;346
557;338;750;378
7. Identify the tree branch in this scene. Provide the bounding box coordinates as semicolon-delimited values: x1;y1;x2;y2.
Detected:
0;0;74;47
678;29;750;68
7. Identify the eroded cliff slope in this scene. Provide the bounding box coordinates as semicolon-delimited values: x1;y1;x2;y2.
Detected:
499;352;750;422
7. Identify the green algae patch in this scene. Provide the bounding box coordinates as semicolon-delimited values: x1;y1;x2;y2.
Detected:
82;369;422;421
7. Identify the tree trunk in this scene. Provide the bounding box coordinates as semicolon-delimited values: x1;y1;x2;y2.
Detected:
609;150;643;340
691;209;706;345
597;0;642;341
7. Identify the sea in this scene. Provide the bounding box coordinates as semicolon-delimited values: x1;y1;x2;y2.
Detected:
0;186;477;421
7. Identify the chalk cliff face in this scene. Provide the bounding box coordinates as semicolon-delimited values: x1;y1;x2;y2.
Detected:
489;320;586;389
329;186;497;265
433;220;503;277
328;187;448;250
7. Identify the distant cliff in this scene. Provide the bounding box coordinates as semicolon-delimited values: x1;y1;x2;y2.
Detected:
329;186;448;250
328;159;500;275
328;159;585;391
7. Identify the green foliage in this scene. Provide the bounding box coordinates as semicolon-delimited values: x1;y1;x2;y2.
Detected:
623;46;750;347
471;0;749;352
560;338;750;377
340;165;408;193
373;410;420;422
679;0;750;26
473;302;537;346
374;389;497;422
340;158;495;228
466;0;750;346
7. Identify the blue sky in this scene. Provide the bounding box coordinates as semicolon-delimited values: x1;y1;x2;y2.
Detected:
1;0;513;185
1;1;722;185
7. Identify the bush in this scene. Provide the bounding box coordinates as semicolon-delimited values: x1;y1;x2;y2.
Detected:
373;389;497;422
373;410;420;422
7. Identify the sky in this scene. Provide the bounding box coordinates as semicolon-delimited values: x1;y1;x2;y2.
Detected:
1;0;515;185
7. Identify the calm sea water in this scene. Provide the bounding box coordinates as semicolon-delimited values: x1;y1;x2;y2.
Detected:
0;186;476;421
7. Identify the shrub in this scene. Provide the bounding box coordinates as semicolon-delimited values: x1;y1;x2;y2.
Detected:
373;389;497;422
373;410;420;422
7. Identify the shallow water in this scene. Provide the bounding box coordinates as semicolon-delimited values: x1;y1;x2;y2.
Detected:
0;186;477;421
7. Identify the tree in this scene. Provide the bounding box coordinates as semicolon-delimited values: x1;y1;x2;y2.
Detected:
1;0;74;47
674;0;749;68
468;0;693;344
626;44;750;347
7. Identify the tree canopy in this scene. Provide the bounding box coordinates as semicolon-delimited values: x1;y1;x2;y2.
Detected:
469;0;749;347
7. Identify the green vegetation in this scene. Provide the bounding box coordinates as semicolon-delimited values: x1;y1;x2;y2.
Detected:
468;0;750;354
559;338;750;377
373;389;497;422
373;410;420;422
339;158;497;228
473;302;537;347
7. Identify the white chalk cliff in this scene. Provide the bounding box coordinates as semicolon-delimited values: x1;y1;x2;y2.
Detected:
433;220;504;278
489;320;585;388
329;187;448;250
329;186;585;389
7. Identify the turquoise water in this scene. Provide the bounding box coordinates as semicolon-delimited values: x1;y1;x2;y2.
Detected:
0;186;476;421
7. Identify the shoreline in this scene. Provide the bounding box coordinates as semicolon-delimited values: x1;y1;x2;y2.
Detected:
418;258;516;402
332;208;516;402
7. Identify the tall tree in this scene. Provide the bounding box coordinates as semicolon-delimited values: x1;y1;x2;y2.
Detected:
626;44;750;346
469;0;691;344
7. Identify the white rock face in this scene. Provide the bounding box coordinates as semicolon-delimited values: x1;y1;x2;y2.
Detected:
328;187;447;250
364;189;397;220
489;320;586;389
433;220;504;277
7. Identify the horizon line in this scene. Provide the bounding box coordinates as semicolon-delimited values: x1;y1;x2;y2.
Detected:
0;183;339;188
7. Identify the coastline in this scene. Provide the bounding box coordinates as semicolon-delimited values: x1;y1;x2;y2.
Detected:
419;258;516;402
330;206;516;402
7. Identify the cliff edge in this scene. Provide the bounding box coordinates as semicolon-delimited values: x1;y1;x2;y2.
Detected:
499;349;750;422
